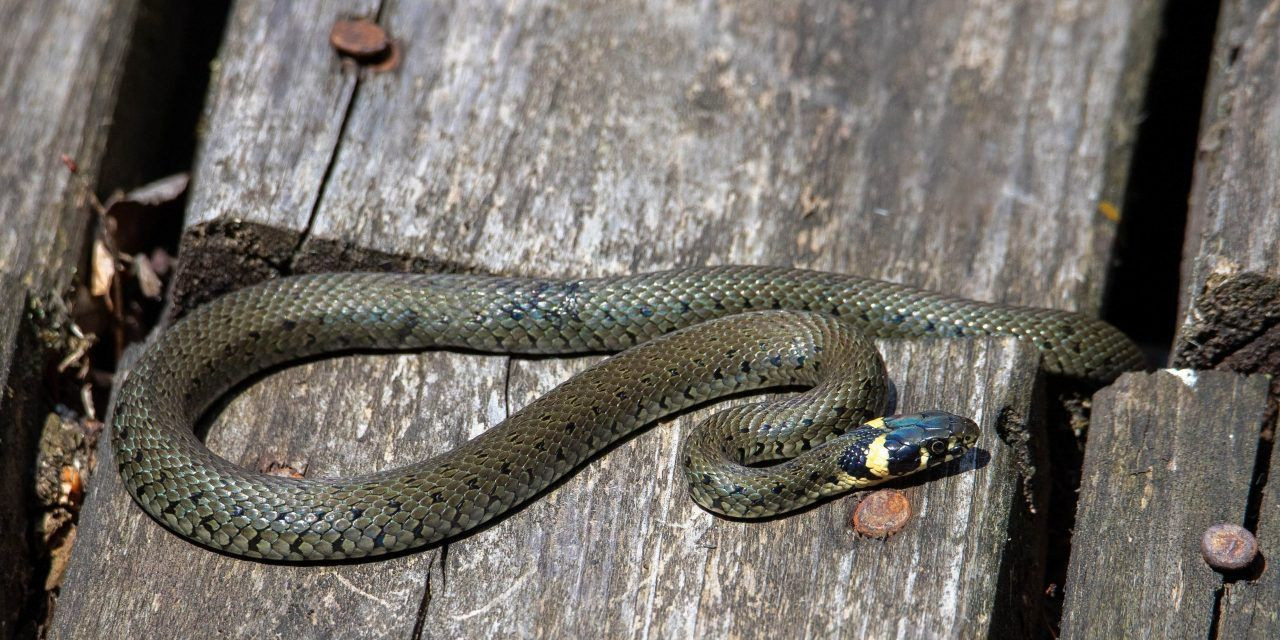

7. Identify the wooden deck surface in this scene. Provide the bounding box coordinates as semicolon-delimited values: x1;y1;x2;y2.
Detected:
0;1;143;635
1178;0;1280;634
1059;370;1269;638
1059;0;1280;636
50;0;1164;637
5;0;1278;638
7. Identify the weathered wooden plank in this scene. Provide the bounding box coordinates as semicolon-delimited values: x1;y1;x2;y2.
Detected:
1059;370;1269;639
428;338;1042;638
57;350;502;637
57;0;1162;637
175;0;1165;311
1173;0;1280;371
0;0;144;635
1164;2;1280;632
58;337;1040;638
170;0;379;310
1219;423;1280;637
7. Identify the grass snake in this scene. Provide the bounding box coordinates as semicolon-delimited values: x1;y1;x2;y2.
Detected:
111;266;1142;561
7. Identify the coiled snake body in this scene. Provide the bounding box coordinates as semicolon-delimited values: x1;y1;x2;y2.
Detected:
111;266;1141;561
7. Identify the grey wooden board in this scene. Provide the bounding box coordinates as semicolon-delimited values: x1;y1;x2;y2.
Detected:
428;339;1043;639
1165;1;1280;632
1219;417;1280;637
170;0;379;308
1173;0;1280;364
174;0;1163;314
55;337;1040;639
1058;370;1270;639
0;0;141;635
55;0;1165;637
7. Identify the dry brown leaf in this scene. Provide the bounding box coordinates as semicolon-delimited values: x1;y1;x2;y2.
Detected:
134;253;163;299
89;239;115;298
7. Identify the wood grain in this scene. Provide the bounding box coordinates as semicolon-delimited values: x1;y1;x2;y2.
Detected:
0;0;143;634
56;338;1042;639
1173;0;1280;370
426;338;1043;639
56;0;1163;637
1058;370;1269;639
1169;1;1280;633
1219;421;1280;637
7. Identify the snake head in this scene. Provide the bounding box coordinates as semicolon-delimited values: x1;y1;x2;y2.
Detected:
879;410;980;476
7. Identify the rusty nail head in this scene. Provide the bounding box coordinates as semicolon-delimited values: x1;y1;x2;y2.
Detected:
330;18;390;61
1201;523;1258;571
852;489;912;538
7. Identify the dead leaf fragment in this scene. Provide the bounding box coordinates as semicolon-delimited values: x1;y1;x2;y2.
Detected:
89;239;115;298
121;172;189;207
134;253;163;299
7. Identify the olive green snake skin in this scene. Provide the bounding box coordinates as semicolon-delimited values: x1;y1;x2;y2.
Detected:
111;266;1142;560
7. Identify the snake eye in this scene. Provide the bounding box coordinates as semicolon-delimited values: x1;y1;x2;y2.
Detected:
929;440;948;455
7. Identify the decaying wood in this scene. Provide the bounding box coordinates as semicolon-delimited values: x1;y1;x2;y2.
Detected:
56;0;1163;637
1219;424;1280;637
1173;0;1280;372
0;0;143;634
1165;1;1280;634
1059;370;1269;639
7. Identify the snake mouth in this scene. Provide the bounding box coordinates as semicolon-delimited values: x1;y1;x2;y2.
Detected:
947;416;980;459
946;441;973;460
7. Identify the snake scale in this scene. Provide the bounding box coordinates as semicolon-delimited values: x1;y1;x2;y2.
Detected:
111;266;1142;560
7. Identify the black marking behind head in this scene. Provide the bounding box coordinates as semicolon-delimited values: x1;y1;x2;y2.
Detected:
837;444;878;481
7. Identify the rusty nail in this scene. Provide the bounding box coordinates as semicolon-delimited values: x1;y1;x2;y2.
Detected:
371;40;402;73
851;489;912;538
330;18;391;62
1200;523;1258;571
